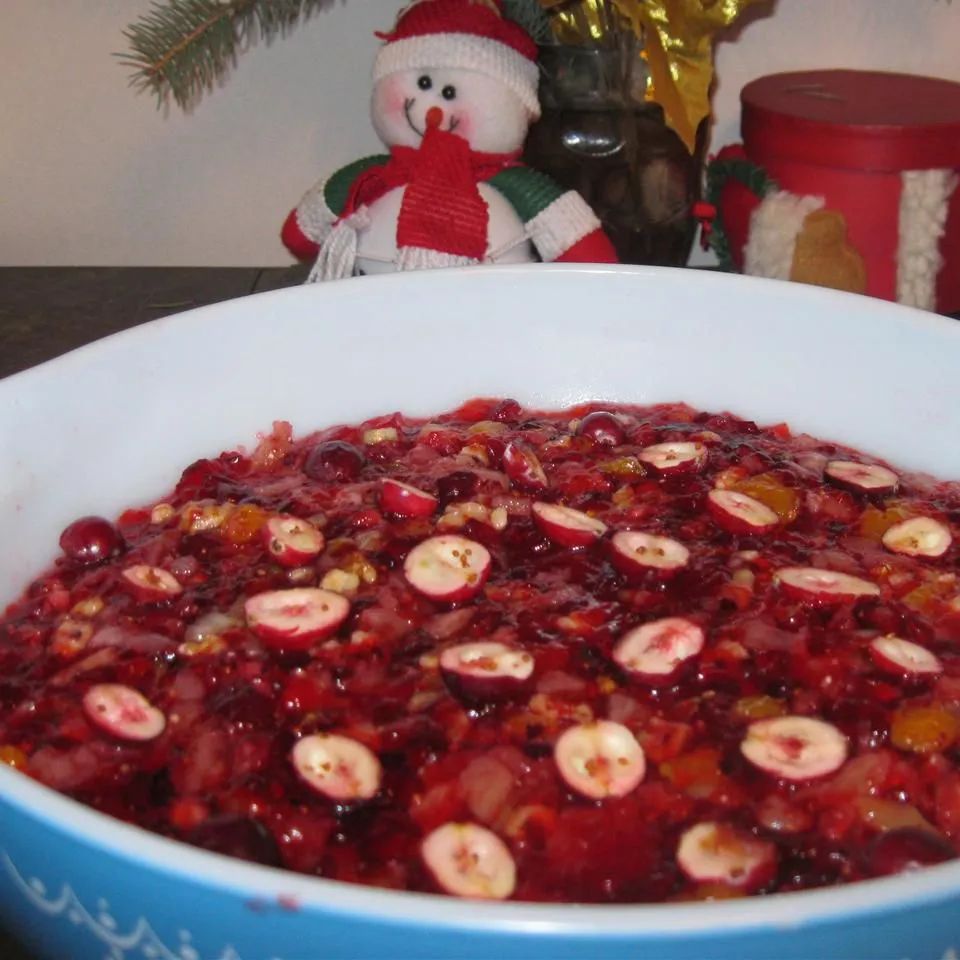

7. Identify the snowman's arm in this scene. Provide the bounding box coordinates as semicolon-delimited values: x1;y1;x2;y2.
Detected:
487;168;618;264
281;154;390;261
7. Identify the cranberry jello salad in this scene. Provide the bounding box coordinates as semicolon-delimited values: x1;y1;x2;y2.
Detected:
2;398;960;902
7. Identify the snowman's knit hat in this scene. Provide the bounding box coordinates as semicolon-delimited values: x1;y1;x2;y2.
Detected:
373;0;541;119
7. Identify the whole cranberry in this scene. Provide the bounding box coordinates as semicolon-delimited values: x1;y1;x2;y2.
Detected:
59;516;121;564
304;440;365;482
436;470;478;506
492;398;522;423
577;411;625;446
865;828;956;877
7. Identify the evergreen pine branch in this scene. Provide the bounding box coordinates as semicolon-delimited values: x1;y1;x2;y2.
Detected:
118;0;334;108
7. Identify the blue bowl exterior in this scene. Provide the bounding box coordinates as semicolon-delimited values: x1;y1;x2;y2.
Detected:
2;791;959;960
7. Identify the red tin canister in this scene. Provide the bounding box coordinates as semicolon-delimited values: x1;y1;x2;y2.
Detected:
730;70;960;312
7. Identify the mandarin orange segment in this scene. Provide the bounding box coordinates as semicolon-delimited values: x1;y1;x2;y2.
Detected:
732;473;800;524
890;705;960;754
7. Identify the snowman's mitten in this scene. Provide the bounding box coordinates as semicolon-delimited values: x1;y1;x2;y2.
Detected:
488;168;618;264
282;155;389;262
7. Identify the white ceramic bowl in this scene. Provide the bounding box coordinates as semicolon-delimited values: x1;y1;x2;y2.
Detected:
1;265;960;960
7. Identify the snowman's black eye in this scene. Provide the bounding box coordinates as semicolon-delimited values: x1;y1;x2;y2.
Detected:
441;85;457;101
417;75;432;91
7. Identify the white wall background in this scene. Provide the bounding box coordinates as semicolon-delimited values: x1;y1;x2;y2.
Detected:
1;0;958;267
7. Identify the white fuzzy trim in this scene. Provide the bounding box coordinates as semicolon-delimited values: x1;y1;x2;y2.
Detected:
396;245;478;271
896;169;957;311
374;34;540;119
308;208;372;283
744;191;824;280
296;176;337;245
525;191;601;263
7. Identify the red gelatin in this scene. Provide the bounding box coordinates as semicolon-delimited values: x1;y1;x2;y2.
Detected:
4;399;960;905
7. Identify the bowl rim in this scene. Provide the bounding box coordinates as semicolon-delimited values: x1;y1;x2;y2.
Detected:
3;265;960;937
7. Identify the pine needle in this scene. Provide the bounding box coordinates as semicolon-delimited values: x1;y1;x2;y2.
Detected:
119;0;556;109
118;0;335;108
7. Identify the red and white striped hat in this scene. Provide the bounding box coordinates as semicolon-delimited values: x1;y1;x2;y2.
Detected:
374;0;541;119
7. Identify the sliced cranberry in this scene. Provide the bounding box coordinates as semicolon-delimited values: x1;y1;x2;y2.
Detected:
83;684;166;741
531;502;607;548
440;641;534;702
825;460;899;495
380;478;438;519
59;516;121;565
577;411;625;446
244;587;349;650
554;720;646;799
638;442;707;475
676;822;777;891
610;531;689;576
882;517;952;558
503;441;548;493
775;567;879;605
740;715;848;781
263;515;324;567
404;535;491;602
869;635;943;677
121;565;183;602
304;441;364;482
865;828;956;877
707;490;779;535
291;733;382;802
613;617;704;682
421;822;516;900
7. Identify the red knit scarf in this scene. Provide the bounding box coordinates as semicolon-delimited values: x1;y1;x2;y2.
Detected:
340;121;521;260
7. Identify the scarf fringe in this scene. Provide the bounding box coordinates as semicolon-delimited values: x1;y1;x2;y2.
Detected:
396;245;479;272
309;209;372;283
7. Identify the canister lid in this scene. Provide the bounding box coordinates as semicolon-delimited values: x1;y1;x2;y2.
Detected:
741;70;960;172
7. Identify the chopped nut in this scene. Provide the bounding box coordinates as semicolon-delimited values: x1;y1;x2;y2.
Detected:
363;427;398;445
71;596;104;619
408;689;443;712
356;530;385;553
599;457;646;478
715;639;749;661
458;443;490;466
178;635;227;657
321;569;361;595
180;501;234;534
419;653;440;670
286;566;316;586
51;619;93;657
612;485;634;507
489;507;509;531
467;420;508;436
438;501;489;530
151;503;176;524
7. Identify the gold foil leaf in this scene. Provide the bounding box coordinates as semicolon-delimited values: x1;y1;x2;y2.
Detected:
612;0;770;152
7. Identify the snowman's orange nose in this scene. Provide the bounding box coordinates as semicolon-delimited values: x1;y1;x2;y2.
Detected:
426;107;444;129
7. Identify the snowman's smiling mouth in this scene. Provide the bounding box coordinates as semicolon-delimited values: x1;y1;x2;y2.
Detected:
404;98;460;138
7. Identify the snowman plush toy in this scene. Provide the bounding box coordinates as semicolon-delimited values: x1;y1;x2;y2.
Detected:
281;0;618;280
